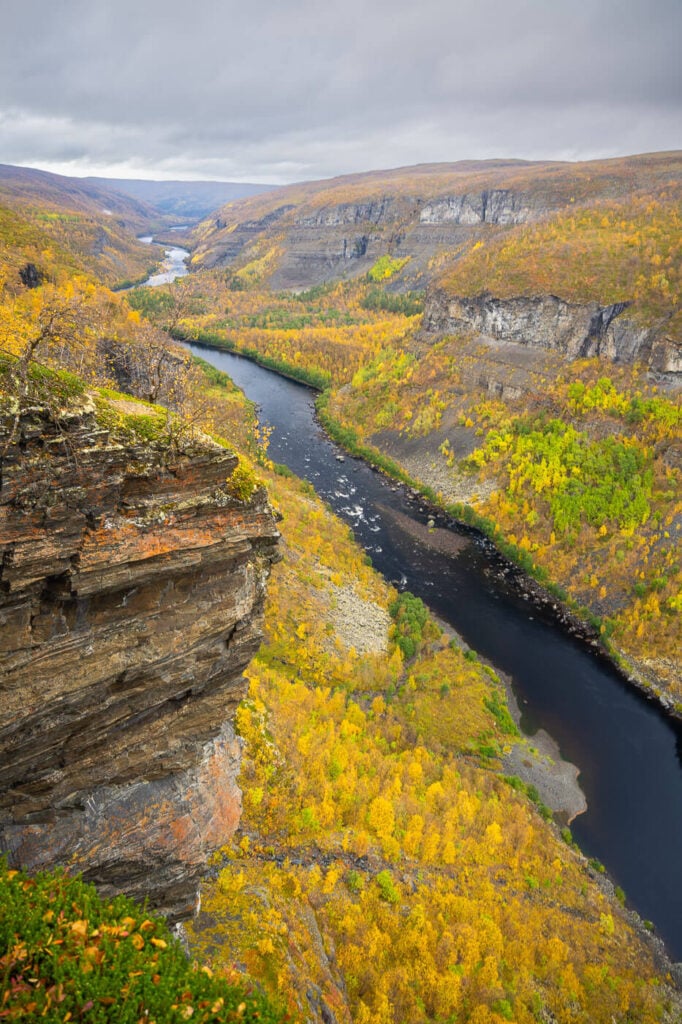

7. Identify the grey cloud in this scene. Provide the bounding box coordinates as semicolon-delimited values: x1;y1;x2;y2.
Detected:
0;0;679;181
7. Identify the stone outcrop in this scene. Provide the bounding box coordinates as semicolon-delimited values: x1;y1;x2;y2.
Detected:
418;189;533;225
422;289;681;379
195;191;548;290
297;198;400;228
0;403;279;921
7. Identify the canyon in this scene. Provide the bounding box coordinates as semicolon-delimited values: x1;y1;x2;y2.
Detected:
0;152;680;1022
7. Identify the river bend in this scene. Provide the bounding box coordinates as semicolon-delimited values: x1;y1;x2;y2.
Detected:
188;342;682;962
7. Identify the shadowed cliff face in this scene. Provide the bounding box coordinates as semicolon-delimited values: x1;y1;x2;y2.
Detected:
423;289;681;380
0;404;279;921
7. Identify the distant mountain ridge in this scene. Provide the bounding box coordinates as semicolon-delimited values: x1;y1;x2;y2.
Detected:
0;163;156;229
0;163;276;226
85;176;278;222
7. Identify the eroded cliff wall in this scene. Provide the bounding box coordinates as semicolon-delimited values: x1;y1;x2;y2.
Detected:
422;289;682;380
0;402;279;921
196;190;548;289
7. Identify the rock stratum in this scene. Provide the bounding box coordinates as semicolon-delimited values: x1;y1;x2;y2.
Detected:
422;289;682;380
0;402;279;922
191;152;681;293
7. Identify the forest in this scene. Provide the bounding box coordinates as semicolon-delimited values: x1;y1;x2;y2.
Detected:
0;155;680;1024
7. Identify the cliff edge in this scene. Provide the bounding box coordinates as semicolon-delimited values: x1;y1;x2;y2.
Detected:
0;397;279;922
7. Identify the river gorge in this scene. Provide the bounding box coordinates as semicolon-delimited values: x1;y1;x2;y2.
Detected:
186;341;682;965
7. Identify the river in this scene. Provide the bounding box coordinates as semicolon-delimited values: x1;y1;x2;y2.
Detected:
187;342;682;962
137;238;190;286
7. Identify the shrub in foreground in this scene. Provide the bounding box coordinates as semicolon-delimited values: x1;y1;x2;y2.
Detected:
0;862;283;1023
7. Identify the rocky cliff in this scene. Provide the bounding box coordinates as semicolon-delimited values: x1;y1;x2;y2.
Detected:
0;401;279;922
195;190;546;289
422;289;682;380
191;153;682;291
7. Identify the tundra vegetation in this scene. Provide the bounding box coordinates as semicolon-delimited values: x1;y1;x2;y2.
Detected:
158;175;681;699
0;159;680;1023
0;861;282;1023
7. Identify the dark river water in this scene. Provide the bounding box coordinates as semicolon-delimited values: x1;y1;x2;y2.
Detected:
188;342;682;961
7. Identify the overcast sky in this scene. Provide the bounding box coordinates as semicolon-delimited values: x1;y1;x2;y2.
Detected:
1;0;679;183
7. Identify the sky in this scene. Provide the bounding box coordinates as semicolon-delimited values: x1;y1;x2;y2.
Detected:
1;0;680;184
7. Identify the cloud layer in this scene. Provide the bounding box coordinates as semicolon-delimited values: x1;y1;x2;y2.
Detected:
1;0;679;182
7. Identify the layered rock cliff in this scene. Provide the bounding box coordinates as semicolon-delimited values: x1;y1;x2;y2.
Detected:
0;400;279;921
195;191;546;289
191;153;681;291
422;289;682;380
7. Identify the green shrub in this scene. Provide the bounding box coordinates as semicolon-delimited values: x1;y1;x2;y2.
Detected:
389;592;429;660
346;870;365;895
375;870;400;904
0;862;282;1023
483;691;520;737
360;287;424;316
367;255;410;282
226;461;259;501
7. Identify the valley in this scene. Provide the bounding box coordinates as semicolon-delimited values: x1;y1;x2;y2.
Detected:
0;153;680;1024
187;342;682;966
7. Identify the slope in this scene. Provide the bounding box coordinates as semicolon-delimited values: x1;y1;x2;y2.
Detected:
190;151;682;295
0;163;161;287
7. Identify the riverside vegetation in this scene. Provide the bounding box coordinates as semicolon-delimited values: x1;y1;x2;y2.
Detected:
186;449;680;1024
0;158;681;1023
158;163;681;704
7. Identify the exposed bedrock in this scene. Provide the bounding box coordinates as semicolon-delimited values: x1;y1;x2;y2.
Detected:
417;189;534;225
196;189;550;289
423;289;681;378
0;404;280;921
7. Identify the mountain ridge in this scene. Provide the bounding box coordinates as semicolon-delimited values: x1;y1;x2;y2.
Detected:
189;151;682;295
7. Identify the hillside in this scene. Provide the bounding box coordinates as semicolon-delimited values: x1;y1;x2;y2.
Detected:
0;164;155;228
190;152;682;296
185;454;682;1024
0;163;165;288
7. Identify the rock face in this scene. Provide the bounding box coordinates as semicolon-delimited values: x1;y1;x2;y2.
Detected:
418;189;533;225
269;192;544;290
423;289;681;379
0;404;279;921
196;191;549;290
